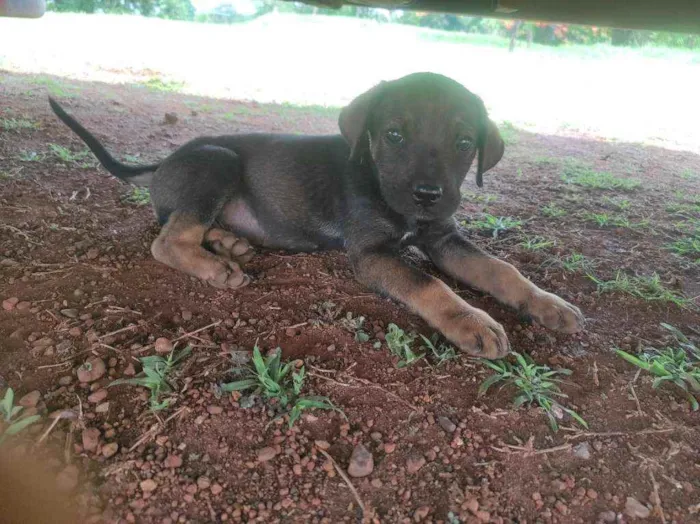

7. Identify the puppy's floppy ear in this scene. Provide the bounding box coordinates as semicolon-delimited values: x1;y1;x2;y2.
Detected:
476;117;504;188
339;81;386;162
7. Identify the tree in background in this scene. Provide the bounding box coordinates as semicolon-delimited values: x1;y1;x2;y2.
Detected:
45;0;700;49
47;0;195;20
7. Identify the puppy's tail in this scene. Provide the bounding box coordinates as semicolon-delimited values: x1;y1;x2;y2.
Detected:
48;97;160;186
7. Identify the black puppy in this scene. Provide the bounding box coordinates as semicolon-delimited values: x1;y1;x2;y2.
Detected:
49;72;584;359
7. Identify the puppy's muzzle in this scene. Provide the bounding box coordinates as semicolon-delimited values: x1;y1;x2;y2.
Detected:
413;184;443;207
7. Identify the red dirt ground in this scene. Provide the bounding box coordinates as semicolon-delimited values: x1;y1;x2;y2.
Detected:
1;72;699;524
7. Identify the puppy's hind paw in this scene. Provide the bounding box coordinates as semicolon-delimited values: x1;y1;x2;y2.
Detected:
207;260;250;290
205;228;255;266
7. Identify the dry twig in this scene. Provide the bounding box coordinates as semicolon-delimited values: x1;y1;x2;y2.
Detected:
317;448;366;515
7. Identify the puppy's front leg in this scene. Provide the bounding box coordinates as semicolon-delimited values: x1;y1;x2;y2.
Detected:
423;222;585;333
350;246;510;359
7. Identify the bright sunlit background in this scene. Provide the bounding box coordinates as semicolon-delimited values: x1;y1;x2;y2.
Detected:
1;3;699;152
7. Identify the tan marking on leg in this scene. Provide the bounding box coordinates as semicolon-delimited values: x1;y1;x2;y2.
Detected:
354;252;509;359
151;213;249;289
440;254;584;333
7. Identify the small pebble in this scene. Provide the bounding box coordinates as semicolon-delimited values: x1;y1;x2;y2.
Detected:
140;479;158;492
625;497;650;519
406;455;426;474
102;442;119;458
19;390;41;408
77;357;106;383
196;476;211;490
314;440;330;450
2;297;19;311
347;444;374;478
60;308;79;319
164;455;183;468
257;447;277;462
573;441;592;459
154;337;173;354
88;389;108;404
438;416;456;433
82;427;101;452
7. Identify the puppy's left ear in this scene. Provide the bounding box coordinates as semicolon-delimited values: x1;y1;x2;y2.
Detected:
339;81;386;162
476;118;504;188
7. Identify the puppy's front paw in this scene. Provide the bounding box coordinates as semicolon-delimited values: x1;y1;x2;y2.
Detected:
444;308;510;359
524;291;584;333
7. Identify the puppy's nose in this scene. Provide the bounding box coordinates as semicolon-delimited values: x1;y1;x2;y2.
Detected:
413;184;443;207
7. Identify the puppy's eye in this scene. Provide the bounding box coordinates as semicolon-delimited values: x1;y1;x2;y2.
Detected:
457;137;473;151
385;129;404;144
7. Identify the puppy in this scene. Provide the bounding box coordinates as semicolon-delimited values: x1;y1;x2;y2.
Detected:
49;72;584;358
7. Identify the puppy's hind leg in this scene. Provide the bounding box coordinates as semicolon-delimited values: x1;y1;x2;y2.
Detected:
149;144;250;289
151;213;249;289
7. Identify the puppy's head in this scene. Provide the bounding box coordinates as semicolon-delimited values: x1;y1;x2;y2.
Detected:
339;72;504;221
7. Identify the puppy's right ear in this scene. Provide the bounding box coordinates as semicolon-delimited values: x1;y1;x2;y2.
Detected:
339;81;386;162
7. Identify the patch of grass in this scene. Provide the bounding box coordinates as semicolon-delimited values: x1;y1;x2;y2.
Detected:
562;161;641;191
309;300;342;326
49;143;95;167
584;212;613;227
275;101;339;119
419;333;457;365
110;346;191;411
666;236;700;259
122;186;151;206
667;201;700;217
478;352;587;432
602;197;632;211
583;212;649;230
467;214;522;238
1;117;38;132
340;312;370;342
520;235;555;251
28;77;78;98
589;272;692;308
18;150;44;162
680;169;698;180
541;203;567;218
0;388;42;445
385;324;424;368
141;77;185;92
545;252;594;273
223;107;255;119
461;191;498;204
221;344;341;427
532;156;560;166
616;323;699;410
121;154;142;163
498;120;518;145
